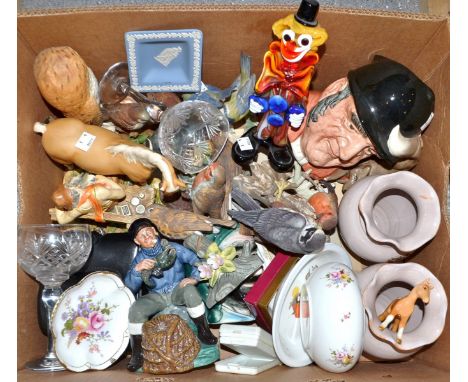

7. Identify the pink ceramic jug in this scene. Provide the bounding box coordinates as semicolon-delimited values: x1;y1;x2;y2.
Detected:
338;171;441;263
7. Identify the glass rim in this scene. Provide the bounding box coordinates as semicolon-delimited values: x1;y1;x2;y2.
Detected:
17;223;91;230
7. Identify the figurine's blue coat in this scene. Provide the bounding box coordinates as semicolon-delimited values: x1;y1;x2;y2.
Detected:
124;238;200;295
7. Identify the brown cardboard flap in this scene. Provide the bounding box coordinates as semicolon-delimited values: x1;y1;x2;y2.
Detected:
17;32;65;368
17;9;447;91
18;356;449;381
411;51;450;371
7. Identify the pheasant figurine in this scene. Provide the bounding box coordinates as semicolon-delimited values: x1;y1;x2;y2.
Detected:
191;163;227;219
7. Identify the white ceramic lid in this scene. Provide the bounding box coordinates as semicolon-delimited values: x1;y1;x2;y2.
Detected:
272;243;352;367
51;272;135;372
300;262;364;372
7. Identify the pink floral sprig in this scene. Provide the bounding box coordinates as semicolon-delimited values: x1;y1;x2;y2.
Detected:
197;242;237;287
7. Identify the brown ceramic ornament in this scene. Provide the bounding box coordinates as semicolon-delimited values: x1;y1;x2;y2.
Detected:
146;92;182;108
191;162;226;219
147;205;236;239
34;46;102;124
142;314;200;374
33;117;185;193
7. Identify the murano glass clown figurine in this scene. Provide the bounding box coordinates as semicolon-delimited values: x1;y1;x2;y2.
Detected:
232;0;328;171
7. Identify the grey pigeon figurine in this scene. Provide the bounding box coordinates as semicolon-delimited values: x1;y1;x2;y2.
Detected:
228;187;326;255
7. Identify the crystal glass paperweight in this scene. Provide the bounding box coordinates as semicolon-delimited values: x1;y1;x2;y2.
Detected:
17;224;92;371
157;100;229;174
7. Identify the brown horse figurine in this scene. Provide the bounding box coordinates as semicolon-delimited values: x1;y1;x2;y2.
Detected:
378;278;433;344
34;118;185;193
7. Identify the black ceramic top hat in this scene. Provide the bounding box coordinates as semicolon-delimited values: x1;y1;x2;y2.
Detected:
128;218;156;239
295;0;320;27
348;55;435;165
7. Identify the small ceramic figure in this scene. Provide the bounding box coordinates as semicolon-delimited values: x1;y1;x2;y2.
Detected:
51;172;125;224
232;158;292;202
222;52;257;123
124;218;217;372
289;56;435;180
184;52;256;123
34;46;102;125
99;62;167;131
191;163;227;219
357;263;447;360
232;0;328;171
232;162;321;225
147;204;236;239
307;181;338;231
33;117;185;192
229;187;326;255
378;279;434;344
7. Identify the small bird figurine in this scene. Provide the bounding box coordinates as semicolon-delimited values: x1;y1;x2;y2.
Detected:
182;83;226;108
307;181;339;231
228;187;326;255
223;52;256;123
147;205;236;240
191;163;227;219
182;52;255;123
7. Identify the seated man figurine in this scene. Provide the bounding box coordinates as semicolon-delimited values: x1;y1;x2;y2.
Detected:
124;218;217;372
289;56;435;180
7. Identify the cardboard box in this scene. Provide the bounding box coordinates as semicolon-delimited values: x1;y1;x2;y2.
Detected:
17;5;450;381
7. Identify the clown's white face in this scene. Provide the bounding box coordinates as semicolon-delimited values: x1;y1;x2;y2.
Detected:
280;29;313;63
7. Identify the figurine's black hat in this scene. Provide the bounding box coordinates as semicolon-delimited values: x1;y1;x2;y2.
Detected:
128;218;156;239
295;0;320;27
348;56;435;165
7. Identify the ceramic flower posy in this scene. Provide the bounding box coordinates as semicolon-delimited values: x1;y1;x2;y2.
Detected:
196;242;237;287
329;345;355;367
60;282;118;356
323;268;354;289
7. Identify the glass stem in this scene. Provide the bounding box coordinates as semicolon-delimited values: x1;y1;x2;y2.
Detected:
42;286;63;358
126;86;167;110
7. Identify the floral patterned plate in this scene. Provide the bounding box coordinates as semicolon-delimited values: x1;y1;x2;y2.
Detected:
51;272;135;372
271;243;352;368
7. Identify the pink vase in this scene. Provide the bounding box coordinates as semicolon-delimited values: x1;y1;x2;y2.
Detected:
357;263;447;360
338;171;441;263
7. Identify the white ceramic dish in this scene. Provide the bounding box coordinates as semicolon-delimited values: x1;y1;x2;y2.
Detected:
300;262;364;372
51;272;135;372
271;243;352;367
